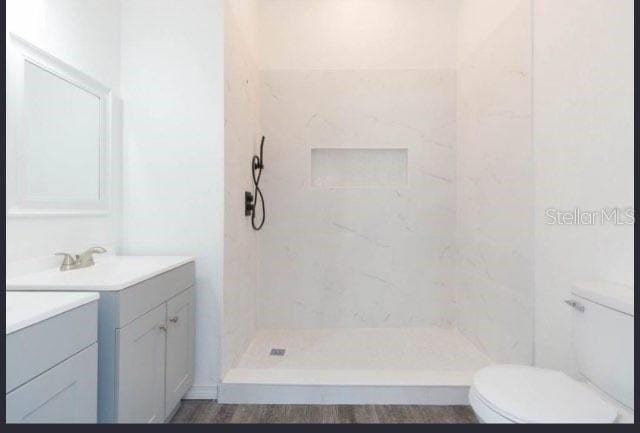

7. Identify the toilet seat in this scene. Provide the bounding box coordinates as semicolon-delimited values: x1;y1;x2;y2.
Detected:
470;365;619;424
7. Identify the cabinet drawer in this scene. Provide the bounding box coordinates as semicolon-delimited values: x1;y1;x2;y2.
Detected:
6;300;98;393
117;262;195;327
6;344;98;424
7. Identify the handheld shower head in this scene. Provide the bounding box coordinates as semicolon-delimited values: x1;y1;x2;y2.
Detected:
247;136;266;231
254;136;266;170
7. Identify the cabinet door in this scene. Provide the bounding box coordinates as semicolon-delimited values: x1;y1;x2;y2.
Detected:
165;287;195;418
117;304;167;424
6;344;98;424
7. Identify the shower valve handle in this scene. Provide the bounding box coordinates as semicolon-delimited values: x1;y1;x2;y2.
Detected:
245;191;255;216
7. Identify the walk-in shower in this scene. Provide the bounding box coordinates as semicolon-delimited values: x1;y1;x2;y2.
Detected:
222;0;534;405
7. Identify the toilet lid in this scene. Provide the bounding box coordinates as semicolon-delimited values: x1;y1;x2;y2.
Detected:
473;365;618;423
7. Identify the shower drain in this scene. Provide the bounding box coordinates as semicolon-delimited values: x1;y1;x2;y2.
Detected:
270;348;286;356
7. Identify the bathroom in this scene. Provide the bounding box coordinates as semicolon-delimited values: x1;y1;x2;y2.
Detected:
4;0;634;425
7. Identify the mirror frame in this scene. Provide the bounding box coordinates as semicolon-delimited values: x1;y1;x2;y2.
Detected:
6;34;113;217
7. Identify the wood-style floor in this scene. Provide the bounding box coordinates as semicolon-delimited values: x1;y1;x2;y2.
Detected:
171;401;478;424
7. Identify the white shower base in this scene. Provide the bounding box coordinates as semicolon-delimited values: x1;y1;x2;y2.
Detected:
219;327;492;405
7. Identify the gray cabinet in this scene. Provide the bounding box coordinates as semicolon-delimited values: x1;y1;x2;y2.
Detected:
98;262;196;423
5;298;99;424
165;288;195;417
117;305;167;423
6;345;98;423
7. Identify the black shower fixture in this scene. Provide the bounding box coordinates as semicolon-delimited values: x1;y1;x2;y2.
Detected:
246;136;266;231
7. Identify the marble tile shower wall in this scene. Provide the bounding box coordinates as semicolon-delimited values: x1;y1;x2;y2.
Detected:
231;1;536;363
456;0;534;364
222;3;260;376
257;70;458;329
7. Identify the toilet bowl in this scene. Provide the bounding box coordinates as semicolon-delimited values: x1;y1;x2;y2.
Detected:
469;365;619;423
470;281;634;424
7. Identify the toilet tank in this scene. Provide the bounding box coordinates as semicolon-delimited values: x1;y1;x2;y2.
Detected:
571;282;634;410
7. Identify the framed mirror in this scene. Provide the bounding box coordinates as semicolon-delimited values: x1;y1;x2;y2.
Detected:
6;34;112;217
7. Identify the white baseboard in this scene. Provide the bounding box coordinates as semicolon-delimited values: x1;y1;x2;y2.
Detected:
183;384;219;400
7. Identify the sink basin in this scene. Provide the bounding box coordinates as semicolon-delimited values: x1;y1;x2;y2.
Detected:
6;292;99;334
6;256;194;292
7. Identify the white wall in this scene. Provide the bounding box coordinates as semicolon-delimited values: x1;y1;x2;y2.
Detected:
533;0;635;375
5;0;122;272
256;0;459;329
222;0;261;376
456;0;534;364
120;0;225;398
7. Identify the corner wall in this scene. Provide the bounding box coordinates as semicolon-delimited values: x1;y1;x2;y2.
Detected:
120;0;225;398
222;0;261;377
456;0;534;364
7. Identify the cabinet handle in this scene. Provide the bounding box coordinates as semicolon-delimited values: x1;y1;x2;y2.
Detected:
159;325;167;332
169;316;179;324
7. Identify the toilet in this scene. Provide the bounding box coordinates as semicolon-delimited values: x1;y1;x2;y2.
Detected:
470;282;634;424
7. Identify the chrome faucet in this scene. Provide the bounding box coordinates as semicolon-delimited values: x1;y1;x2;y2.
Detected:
55;247;107;272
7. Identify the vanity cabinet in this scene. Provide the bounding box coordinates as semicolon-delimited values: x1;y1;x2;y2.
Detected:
115;287;195;423
99;262;196;423
5;295;99;423
5;257;196;424
7;345;98;423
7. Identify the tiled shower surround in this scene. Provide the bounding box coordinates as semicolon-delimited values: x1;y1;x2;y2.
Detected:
223;0;536;380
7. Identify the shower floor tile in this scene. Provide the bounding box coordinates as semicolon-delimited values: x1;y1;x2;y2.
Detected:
226;327;492;387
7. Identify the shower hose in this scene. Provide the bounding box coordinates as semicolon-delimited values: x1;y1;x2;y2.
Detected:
251;136;266;231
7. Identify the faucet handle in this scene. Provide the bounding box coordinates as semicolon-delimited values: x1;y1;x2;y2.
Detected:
77;247;107;266
88;246;107;255
55;252;76;261
55;253;77;271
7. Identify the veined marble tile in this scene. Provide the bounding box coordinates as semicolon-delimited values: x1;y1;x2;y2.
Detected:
258;69;457;329
455;0;534;364
222;4;261;376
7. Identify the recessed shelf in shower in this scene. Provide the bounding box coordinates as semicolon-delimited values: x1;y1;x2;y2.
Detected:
310;148;408;188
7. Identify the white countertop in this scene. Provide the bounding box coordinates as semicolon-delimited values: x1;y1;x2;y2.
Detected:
6;292;100;335
6;256;195;292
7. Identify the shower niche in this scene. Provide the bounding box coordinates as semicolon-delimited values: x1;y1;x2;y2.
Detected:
311;148;408;188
